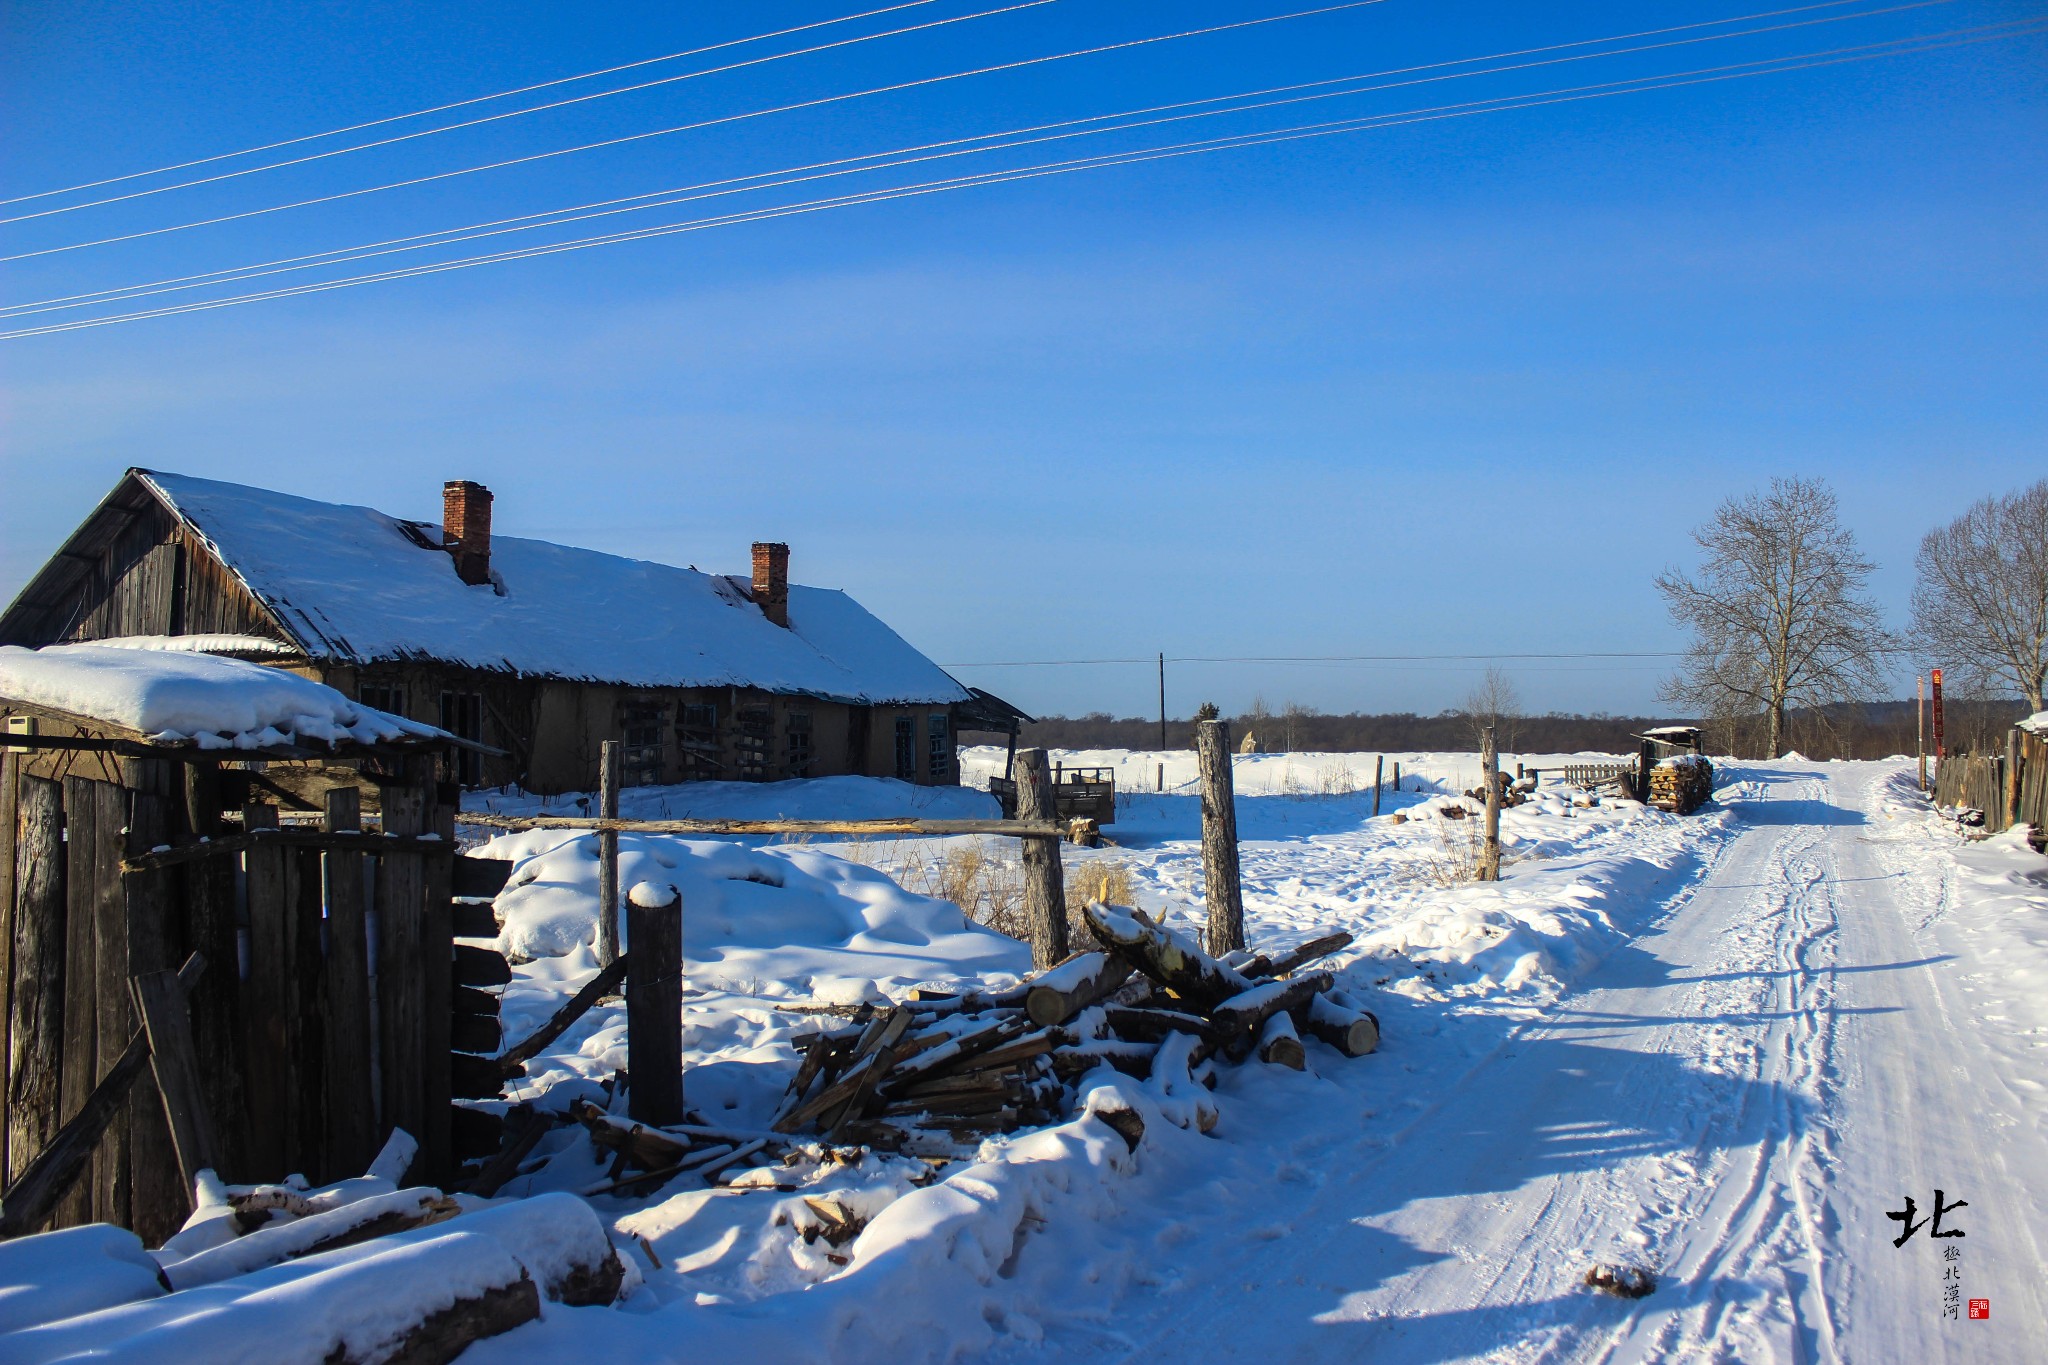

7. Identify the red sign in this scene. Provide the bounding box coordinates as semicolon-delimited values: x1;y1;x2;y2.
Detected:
1932;669;1945;761
1969;1298;1989;1320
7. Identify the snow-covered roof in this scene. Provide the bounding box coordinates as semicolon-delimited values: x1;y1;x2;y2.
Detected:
135;471;970;706
79;634;303;659
2021;711;2047;737
0;643;454;751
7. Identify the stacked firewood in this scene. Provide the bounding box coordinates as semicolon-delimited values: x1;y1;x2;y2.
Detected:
768;902;1381;1150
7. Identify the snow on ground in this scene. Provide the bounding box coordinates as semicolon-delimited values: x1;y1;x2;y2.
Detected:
13;753;2043;1361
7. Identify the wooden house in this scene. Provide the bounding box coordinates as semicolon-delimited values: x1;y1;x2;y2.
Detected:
1;470;992;794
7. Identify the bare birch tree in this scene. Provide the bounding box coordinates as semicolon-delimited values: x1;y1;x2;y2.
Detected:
1655;477;1889;758
1909;479;2048;712
1461;665;1523;751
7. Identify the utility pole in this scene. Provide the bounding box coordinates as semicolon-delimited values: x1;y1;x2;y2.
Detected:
1158;652;1167;755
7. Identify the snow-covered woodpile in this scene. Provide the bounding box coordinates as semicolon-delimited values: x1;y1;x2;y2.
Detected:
0;1131;631;1364
759;903;1379;1152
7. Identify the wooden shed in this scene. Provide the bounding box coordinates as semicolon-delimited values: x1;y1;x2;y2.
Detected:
0;470;984;796
0;650;515;1244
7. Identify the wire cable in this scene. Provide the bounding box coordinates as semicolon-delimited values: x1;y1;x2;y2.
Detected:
6;19;2033;339
0;0;1061;226
0;0;956;208
2;1;1392;262
0;0;1959;315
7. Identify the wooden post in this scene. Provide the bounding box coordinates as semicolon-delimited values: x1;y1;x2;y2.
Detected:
0;750;15;1170
626;884;683;1127
595;742;622;968
2008;727;2025;830
1194;721;1245;955
1480;727;1502;882
6;777;65;1195
375;784;426;1184
1917;673;1927;791
322;788;377;1178
1158;652;1167;754
1373;755;1384;817
420;782;455;1187
241;802;291;1184
180;763;244;1181
1394;761;1402;792
1012;750;1068;969
123;781;184;1246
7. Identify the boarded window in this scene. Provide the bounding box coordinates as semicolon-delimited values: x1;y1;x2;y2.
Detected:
927;713;950;782
894;716;916;782
737;706;773;781
786;711;814;779
439;691;483;786
622;699;666;786
678;702;719;781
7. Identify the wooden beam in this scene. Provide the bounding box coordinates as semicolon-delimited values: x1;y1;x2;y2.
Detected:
5;777;65;1196
121;827;459;873
494;954;627;1079
130;962;219;1199
455;813;1063;838
321;788;378;1178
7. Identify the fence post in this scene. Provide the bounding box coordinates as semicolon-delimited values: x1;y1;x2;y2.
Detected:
1394;761;1402;792
626;883;683;1126
1195;721;1245;954
1373;755;1384;817
1480;727;1502;882
596;741;622;968
1013;749;1068;969
7;777;64;1191
2007;727;2024;830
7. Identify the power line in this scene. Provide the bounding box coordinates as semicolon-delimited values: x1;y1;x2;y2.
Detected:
2;1;1390;261
0;0;957;208
0;0;1062;227
1;0;1928;319
6;18;2032;339
943;652;1689;666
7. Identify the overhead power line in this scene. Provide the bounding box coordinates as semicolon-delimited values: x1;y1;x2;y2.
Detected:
0;0;1064;227
943;652;1689;666
0;0;959;208
2;1;1390;261
0;0;1935;319
5;18;2034;339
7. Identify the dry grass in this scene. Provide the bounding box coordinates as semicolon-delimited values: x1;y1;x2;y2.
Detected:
896;840;1031;940
1419;808;1486;885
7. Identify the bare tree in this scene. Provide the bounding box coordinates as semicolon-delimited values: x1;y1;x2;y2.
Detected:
1910;479;2048;713
1655;477;1889;758
1461;666;1522;751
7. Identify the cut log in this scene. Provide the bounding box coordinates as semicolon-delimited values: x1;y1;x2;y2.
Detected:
1101;1006;1219;1046
1080;902;1251;1014
881;1015;1027;1090
1024;952;1135;1028
1246;931;1354;980
1299;993;1380;1058
366;1127;420;1184
574;1102;690;1169
463;1105;553;1198
163;1187;463;1290
452;944;513;988
1256;1012;1306;1070
1209;972;1334;1060
774;1007;910;1133
1049;1040;1160;1081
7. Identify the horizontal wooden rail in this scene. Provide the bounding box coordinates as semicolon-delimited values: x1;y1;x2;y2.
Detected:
122;828;458;873
454;813;1063;838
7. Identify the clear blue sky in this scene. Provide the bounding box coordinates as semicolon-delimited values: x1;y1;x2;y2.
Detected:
3;1;2043;718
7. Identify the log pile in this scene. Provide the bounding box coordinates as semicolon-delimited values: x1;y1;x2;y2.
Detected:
759;903;1380;1150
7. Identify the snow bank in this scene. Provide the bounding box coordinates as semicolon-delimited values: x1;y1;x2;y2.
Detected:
483;828;1029;992
469;774;998;826
0;1226;165;1335
0;644;446;750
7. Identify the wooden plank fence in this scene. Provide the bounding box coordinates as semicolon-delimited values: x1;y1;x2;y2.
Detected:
0;754;515;1244
1935;726;2047;849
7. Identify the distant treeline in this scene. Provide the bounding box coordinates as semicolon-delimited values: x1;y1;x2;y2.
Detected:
995;699;2030;761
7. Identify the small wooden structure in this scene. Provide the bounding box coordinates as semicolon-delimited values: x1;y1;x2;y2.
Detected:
0;703;512;1244
1936;718;2047;849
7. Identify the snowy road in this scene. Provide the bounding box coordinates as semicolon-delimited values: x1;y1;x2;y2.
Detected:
1074;764;2047;1363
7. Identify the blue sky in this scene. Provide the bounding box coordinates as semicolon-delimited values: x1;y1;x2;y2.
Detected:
2;1;2042;718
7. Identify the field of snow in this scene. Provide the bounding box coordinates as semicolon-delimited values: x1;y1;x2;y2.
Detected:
9;751;2043;1362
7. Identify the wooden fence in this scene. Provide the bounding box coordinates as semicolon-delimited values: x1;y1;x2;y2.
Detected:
1935;726;2047;849
0;750;513;1244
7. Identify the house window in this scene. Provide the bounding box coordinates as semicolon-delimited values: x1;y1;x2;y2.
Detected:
927;713;950;782
678;702;719;781
786;711;814;779
360;684;406;717
894;716;916;782
622;699;666;786
439;691;484;786
737;705;773;781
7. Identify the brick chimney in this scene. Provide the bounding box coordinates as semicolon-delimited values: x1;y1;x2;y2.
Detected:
752;541;790;628
443;480;493;587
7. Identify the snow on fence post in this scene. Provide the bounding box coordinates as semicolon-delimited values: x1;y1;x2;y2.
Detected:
1480;727;1502;882
595;741;622;969
1013;749;1068;969
1195;720;1245;954
626;881;683;1127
